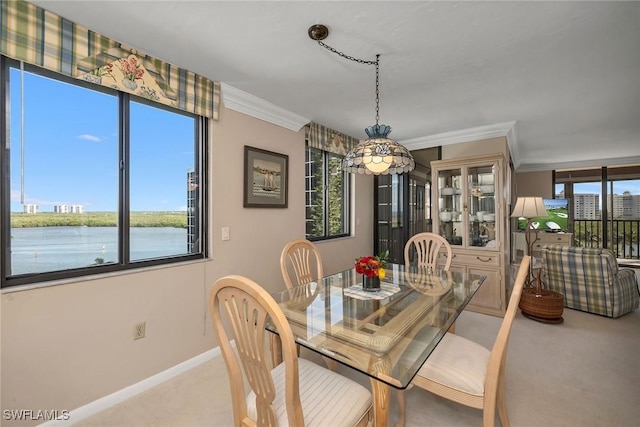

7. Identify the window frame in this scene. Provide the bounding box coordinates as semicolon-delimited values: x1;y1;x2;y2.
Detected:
304;144;351;241
0;57;208;289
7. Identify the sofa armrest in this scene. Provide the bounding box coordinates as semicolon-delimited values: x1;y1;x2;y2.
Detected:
611;268;640;317
616;268;639;294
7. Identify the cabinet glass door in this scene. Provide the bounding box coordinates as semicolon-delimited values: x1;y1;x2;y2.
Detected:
437;168;463;246
467;164;497;248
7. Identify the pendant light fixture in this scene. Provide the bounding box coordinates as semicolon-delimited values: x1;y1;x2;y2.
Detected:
308;24;415;175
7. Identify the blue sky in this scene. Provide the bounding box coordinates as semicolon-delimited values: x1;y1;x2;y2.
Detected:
557;181;639;197
544;198;570;209
10;69;195;212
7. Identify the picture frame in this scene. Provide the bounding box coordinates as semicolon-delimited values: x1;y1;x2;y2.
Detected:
243;146;288;208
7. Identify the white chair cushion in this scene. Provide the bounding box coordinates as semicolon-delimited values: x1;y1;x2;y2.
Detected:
416;332;490;396
247;358;372;427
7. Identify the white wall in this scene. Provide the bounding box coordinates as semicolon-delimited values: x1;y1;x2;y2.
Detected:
0;104;373;426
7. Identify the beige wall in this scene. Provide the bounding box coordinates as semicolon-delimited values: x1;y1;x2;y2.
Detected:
514;170;553;198
0;105;373;425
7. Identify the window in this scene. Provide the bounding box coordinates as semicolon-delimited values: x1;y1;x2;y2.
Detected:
555;166;639;259
1;59;207;288
305;145;350;240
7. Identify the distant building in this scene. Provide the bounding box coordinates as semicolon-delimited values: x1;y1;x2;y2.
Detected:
571;192;639;219
573;194;600;219
187;169;198;252
54;204;84;213
23;204;39;214
607;191;640;219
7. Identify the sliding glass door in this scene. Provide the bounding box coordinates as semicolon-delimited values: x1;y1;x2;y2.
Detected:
374;167;432;264
606;170;639;259
555;166;639;260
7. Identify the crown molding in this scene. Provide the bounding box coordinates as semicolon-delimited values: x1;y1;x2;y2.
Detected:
515;156;640;173
400;121;520;167
220;83;310;132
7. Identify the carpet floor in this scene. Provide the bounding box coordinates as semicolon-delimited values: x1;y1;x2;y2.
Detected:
74;304;640;427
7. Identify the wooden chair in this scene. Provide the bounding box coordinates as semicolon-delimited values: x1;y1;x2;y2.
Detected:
397;256;531;427
404;232;452;271
280;238;323;289
210;275;373;427
280;238;338;370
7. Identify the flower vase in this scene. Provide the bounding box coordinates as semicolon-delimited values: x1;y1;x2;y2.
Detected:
122;78;137;91
362;275;380;292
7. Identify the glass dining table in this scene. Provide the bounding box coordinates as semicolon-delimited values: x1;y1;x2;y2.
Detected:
267;263;486;427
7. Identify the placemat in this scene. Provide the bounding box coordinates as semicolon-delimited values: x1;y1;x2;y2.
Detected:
343;282;402;300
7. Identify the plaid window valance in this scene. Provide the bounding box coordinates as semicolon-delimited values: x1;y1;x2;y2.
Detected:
305;122;359;156
0;0;220;119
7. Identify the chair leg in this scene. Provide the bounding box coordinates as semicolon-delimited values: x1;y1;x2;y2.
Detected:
483;404;497;427
496;374;509;427
395;388;407;427
322;356;338;371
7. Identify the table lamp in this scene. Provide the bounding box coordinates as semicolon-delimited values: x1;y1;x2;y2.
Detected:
511;197;548;285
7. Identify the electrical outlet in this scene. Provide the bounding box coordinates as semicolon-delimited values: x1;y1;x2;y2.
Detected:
134;322;146;340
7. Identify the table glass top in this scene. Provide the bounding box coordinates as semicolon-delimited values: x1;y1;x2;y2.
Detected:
268;263;485;389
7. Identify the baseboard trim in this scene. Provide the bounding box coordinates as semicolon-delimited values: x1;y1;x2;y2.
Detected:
39;347;221;426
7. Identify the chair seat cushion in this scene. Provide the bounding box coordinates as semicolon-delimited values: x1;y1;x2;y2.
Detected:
416;332;490;396
247;358;372;427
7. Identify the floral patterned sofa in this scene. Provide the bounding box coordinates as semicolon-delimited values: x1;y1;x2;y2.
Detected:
540;245;640;318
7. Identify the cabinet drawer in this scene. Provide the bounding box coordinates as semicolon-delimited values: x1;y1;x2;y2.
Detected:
533;237;570;250
450;252;500;267
532;242;547;251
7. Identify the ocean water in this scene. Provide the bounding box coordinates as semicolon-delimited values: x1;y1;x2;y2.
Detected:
9;226;188;275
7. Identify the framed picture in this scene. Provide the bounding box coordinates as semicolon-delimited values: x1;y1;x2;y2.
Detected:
244;146;288;208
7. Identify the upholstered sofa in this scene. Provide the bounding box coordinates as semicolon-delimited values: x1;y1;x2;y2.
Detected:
540;245;639;318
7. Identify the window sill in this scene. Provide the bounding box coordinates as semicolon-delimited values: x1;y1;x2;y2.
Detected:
1;258;209;294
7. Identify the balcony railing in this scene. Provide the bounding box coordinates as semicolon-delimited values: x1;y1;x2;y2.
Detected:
573;219;640;259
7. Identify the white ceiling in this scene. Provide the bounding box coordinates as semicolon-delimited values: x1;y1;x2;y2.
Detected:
31;1;640;172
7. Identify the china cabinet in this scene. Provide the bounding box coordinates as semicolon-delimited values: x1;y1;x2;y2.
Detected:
431;153;508;316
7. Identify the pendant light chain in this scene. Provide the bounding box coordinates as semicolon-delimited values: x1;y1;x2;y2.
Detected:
309;25;415;175
316;40;381;126
316;41;378;66
375;54;380;126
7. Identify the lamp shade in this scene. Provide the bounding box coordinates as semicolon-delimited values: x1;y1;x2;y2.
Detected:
342;124;415;175
510;197;548;219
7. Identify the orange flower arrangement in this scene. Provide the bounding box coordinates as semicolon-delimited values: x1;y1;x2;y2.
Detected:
355;251;389;279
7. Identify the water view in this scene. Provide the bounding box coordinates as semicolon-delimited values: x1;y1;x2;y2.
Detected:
10;226;188;275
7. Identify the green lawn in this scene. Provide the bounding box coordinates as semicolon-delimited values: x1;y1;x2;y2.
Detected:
10;212;187;228
518;207;569;230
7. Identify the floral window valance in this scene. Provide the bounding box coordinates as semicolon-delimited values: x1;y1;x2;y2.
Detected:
0;0;219;119
306;122;359;156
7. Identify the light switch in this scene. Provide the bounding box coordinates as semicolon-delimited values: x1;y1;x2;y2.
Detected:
222;227;230;241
